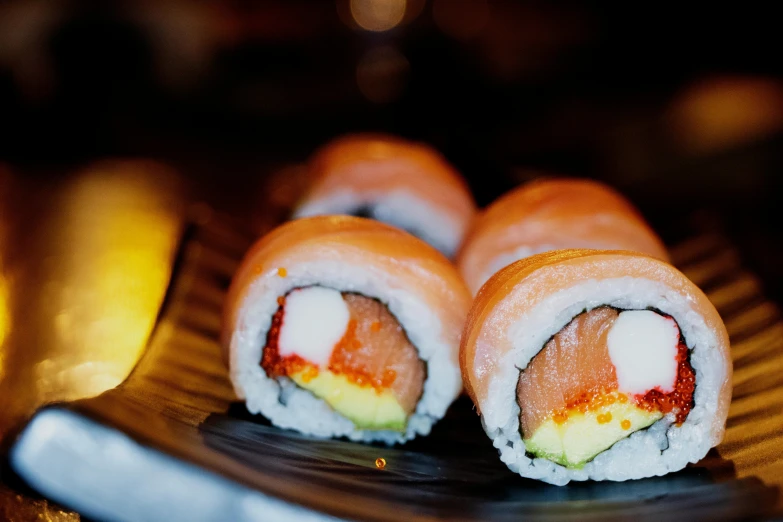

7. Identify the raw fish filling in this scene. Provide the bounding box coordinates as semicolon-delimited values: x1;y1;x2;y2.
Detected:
261;287;425;431
517;307;695;468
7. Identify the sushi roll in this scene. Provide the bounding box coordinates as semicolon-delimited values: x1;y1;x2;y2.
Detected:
457;178;668;294
461;249;731;485
222;216;471;443
293;134;477;258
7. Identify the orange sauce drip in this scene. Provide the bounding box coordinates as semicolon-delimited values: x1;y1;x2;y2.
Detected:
260;296;398;392
636;340;695;425
370;321;381;333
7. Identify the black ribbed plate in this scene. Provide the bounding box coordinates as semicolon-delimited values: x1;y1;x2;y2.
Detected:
8;214;783;521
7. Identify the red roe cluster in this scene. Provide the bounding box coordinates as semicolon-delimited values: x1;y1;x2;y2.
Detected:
637;340;695;424
261;296;397;392
546;339;695;427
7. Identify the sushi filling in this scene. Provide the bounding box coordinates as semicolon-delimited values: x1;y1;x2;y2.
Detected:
517;306;695;468
261;286;426;431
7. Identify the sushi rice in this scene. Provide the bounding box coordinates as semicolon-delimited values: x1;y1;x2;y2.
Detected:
229;259;462;444
480;276;728;485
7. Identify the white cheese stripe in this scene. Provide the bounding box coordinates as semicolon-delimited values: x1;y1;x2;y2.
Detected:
607;310;679;395
277;286;350;367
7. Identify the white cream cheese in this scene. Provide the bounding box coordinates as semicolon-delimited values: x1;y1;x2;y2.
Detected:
278;286;350;367
607;310;679;395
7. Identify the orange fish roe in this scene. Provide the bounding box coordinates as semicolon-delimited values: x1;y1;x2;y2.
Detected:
330;319;398;391
548;390;634;426
621;419;631;430
558;388;617;417
540;317;695;429
277;267;287;277
300;365;319;383
261;297;398;393
545;389;639;427
545;344;694;428
636;339;695;424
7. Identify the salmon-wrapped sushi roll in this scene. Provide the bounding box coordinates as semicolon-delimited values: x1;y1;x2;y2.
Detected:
293;134;477;258
461;250;731;485
457;178;668;293
222;216;471;443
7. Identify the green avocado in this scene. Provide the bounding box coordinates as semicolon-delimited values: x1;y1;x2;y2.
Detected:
524;401;663;468
290;370;407;431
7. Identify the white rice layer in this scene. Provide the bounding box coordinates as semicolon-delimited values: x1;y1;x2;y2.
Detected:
294;189;462;258
229;260;462;444
481;276;726;485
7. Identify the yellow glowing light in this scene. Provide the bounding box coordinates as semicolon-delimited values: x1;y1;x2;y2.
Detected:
0;276;8;384
0;166;9;384
350;0;406;32
36;160;182;403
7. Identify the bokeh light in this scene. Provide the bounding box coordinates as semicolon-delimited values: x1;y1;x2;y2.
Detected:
350;0;406;32
0;169;9;384
34;162;182;402
667;76;783;155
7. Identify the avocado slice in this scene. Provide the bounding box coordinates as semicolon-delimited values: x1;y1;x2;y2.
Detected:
290;370;407;431
524;399;663;468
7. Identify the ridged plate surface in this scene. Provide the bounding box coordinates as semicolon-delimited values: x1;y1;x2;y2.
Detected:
11;215;783;521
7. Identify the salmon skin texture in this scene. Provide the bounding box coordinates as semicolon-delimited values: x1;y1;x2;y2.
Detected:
460;249;732;448
222;215;472;442
294;134;478;257
457;178;669;293
303;134;475;220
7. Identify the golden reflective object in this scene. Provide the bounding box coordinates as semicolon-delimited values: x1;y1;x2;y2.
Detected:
0;486;80;522
0;160;184;437
0;165;11;385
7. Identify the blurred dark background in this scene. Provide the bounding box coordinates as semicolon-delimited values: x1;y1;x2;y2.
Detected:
1;2;781;208
1;1;781;250
1;2;782;519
